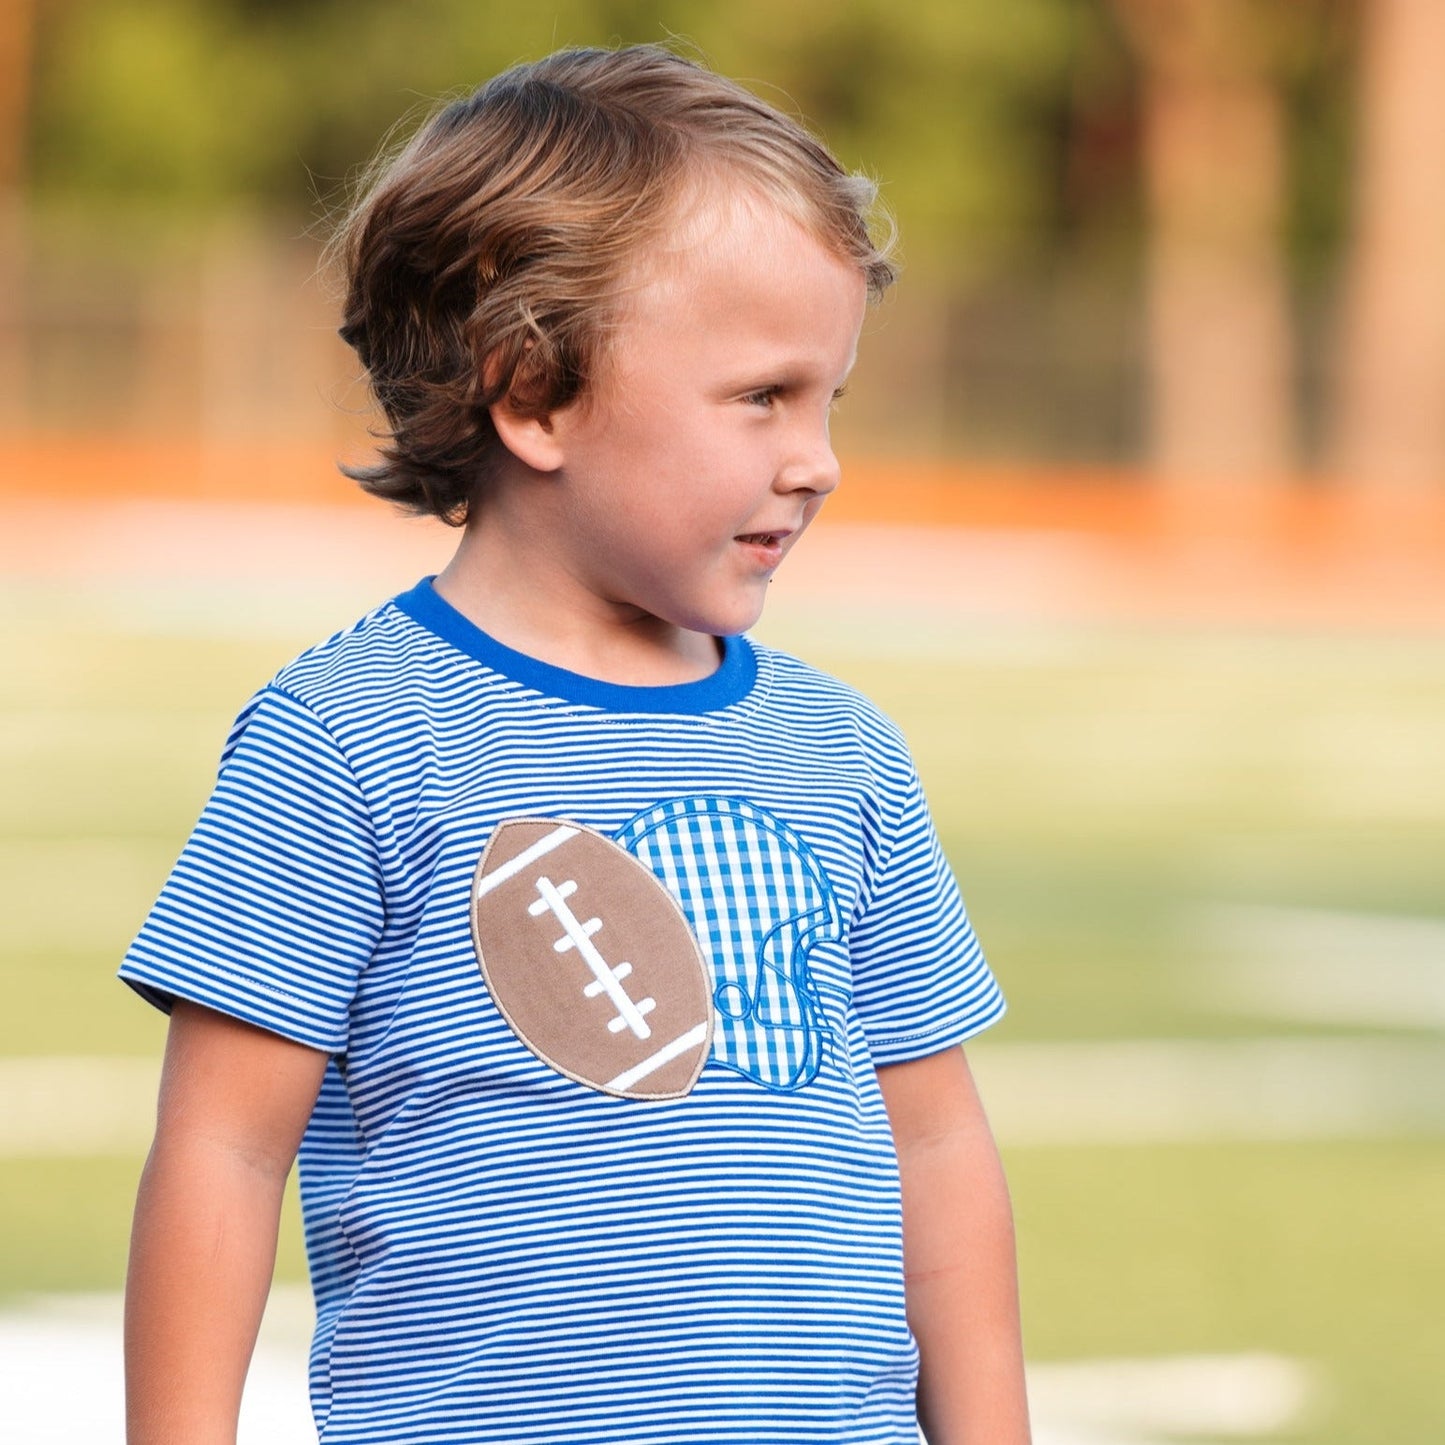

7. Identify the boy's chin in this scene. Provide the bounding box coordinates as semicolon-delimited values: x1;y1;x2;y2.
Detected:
647;579;774;647
691;597;768;641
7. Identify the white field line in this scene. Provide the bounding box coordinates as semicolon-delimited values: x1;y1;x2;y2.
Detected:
968;1036;1445;1146
0;1288;1314;1445
0;1056;159;1156
3;1037;1443;1158
0;1287;316;1445
1197;903;1445;1030
1024;1352;1316;1444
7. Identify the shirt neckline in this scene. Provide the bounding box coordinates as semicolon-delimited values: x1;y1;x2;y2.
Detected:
392;577;759;715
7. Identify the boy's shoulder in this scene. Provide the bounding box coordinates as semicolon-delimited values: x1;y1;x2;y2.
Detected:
232;585;472;755
748;638;912;754
266;590;430;711
749;635;891;708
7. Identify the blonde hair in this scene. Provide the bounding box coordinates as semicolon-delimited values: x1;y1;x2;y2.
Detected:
332;44;897;524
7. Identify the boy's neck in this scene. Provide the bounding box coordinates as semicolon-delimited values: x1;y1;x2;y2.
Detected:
434;530;723;688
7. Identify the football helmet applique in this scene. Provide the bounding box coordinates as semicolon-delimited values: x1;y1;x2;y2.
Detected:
615;797;841;1093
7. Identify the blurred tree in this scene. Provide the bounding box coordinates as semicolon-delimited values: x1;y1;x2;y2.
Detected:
1329;0;1445;490
30;0;306;205
26;0;1080;269
1109;0;1300;483
689;0;1079;272
16;0;1366;474
0;0;35;434
0;0;35;190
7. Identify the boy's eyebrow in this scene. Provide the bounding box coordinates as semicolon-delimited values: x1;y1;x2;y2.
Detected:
718;360;857;395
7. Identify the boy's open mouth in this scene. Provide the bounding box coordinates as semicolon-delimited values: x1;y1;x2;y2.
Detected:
736;532;783;546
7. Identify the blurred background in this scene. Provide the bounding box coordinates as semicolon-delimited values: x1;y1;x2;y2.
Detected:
1;3;1442;1443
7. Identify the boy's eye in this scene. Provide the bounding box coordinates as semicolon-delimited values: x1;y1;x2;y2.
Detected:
741;384;848;409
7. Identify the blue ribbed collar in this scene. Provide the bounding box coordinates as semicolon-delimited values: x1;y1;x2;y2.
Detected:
393;578;758;715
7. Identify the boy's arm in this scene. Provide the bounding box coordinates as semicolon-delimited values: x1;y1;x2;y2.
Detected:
126;1000;330;1445
876;1045;1032;1445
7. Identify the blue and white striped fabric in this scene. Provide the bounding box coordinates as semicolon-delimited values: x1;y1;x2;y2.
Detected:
121;578;1005;1445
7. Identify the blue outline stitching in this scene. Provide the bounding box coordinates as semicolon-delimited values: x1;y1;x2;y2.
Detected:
615;797;842;1092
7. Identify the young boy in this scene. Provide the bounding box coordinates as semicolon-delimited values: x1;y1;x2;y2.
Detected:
121;45;1031;1445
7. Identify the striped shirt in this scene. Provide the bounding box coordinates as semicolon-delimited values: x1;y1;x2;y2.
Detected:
121;578;1005;1444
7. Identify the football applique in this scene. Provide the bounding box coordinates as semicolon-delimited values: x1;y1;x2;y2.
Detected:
470;818;714;1100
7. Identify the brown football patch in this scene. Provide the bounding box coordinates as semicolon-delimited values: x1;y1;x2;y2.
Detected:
470;818;714;1100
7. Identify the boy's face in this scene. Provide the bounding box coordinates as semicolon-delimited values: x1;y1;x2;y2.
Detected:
540;189;869;647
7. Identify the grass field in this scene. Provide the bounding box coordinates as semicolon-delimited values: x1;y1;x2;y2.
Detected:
3;576;1443;1444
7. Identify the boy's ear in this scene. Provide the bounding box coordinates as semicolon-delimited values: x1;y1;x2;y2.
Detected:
488;395;565;474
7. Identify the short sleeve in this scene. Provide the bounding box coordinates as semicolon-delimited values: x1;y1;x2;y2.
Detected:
119;686;385;1053
848;764;1005;1065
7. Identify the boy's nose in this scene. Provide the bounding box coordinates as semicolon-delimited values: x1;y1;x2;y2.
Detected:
777;428;842;499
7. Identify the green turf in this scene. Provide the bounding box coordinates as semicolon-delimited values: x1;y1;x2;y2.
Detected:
1008;1140;1445;1445
3;603;1443;1442
0;1157;145;1293
0;955;166;1055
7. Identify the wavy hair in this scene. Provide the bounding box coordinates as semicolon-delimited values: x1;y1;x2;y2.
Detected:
330;45;897;524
